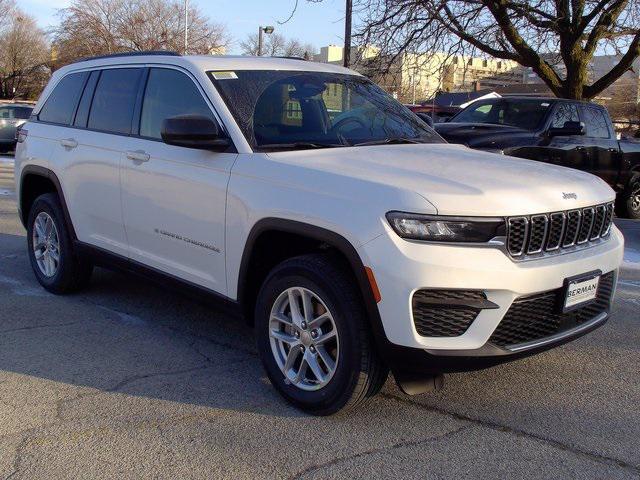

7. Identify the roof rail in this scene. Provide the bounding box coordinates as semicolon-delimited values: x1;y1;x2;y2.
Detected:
271;56;307;61
75;51;181;63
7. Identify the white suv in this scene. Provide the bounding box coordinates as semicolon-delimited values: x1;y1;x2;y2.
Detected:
15;53;624;414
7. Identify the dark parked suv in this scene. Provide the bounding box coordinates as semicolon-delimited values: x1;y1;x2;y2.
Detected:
435;97;640;218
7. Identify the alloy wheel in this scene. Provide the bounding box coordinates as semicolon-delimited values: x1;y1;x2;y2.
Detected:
32;212;60;278
268;287;340;391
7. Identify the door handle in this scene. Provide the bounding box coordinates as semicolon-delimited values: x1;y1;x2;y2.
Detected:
575;146;586;151
60;138;78;149
126;150;150;163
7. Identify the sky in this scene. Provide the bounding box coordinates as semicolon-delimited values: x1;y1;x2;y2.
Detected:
19;0;349;54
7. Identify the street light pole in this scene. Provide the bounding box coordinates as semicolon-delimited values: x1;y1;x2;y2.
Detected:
257;26;274;56
343;0;352;68
184;0;189;55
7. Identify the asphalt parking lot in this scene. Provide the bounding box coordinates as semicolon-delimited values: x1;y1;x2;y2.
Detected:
1;154;639;479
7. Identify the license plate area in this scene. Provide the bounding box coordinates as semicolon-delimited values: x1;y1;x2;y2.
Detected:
561;270;601;313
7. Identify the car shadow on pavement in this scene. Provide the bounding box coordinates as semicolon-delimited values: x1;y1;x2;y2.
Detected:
0;232;310;419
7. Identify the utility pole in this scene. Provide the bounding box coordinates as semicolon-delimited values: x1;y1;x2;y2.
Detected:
184;0;189;54
343;0;352;68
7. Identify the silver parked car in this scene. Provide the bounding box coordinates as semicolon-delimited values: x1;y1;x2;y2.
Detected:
0;103;33;153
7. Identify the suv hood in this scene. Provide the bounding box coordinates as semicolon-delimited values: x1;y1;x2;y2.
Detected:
268;143;614;216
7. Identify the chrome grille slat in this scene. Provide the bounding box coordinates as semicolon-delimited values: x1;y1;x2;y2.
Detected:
601;204;614;237
577;207;595;244
590;205;606;240
562;210;581;247
545;212;565;251
507;202;614;260
527;215;548;254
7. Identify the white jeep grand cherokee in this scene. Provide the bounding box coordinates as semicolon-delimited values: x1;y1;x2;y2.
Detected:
15;53;624;414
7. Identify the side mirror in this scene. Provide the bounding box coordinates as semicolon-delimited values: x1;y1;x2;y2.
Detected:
161;115;231;150
415;112;434;127
548;121;585;137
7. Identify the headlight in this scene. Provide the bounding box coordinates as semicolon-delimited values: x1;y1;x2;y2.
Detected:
386;211;505;242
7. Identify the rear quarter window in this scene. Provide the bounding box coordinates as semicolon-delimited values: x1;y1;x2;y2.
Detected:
38;72;88;125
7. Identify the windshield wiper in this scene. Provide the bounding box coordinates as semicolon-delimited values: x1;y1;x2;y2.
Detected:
351;137;427;147
258;142;345;151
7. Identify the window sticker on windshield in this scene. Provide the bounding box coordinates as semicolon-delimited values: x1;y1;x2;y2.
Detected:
211;71;238;80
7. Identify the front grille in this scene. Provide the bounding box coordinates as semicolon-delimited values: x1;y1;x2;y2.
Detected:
489;271;614;348
507;202;614;259
412;290;490;337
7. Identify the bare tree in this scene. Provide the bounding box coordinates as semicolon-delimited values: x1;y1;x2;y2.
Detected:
52;0;231;66
240;32;316;58
348;0;640;99
0;10;49;99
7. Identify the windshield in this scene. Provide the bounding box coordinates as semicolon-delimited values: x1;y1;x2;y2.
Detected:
451;99;551;130
209;70;442;151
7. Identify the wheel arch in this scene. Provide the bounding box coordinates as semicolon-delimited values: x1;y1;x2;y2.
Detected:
19;165;76;240
237;218;388;351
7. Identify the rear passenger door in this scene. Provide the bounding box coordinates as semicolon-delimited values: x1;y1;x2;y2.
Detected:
119;67;236;295
579;104;621;185
56;67;143;257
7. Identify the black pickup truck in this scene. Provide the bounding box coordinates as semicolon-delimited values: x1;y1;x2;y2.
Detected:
434;97;640;218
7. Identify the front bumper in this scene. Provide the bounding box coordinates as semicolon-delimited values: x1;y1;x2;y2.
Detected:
359;224;623;371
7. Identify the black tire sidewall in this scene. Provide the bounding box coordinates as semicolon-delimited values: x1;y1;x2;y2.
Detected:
256;263;364;414
625;175;640;219
26;194;74;292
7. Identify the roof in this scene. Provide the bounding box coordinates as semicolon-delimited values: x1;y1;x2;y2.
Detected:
59;54;359;77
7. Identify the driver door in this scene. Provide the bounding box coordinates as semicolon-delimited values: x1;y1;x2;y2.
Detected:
119;67;236;295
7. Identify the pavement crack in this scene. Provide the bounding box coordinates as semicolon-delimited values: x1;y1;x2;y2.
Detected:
380;392;640;474
0;322;80;335
287;425;471;480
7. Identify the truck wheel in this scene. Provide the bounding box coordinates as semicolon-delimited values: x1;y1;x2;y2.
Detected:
618;173;640;219
27;193;93;294
622;174;640;219
255;254;388;415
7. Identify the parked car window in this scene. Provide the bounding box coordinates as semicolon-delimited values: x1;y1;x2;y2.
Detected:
551;103;580;128
38;72;87;125
210;70;442;150
140;68;214;139
0;106;32;120
88;68;142;135
582;106;611;138
452;99;551;130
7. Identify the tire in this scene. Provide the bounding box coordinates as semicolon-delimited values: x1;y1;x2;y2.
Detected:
621;173;640;219
255;253;388;415
26;193;93;294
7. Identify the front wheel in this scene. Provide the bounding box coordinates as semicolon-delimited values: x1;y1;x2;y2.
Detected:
255;254;388;415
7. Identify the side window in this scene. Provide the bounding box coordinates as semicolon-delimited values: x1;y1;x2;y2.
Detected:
74;70;100;128
88;68;142;135
38;72;87;125
140;68;215;139
582;106;610;138
551;103;580;128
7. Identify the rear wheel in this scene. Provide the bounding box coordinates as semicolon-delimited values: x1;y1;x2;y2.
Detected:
27;193;93;294
255;254;388;415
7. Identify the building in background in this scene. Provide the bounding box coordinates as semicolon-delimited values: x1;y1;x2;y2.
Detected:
313;45;525;103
